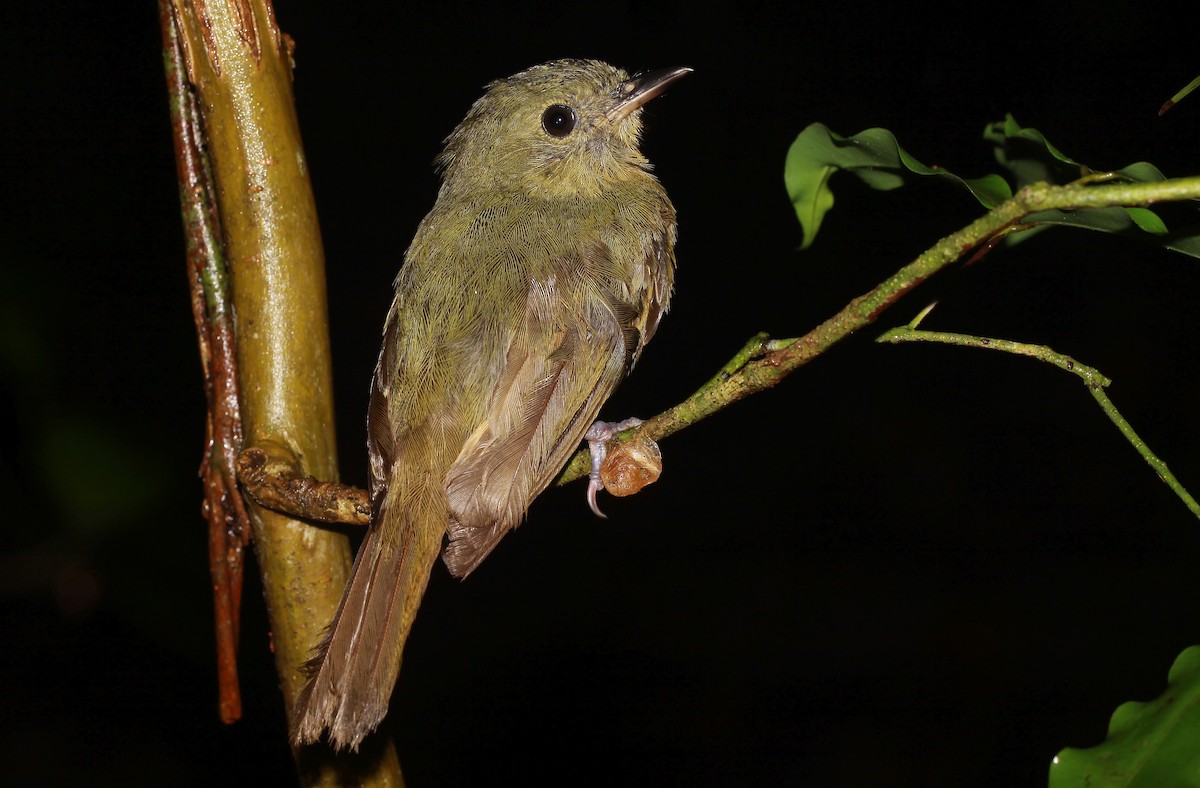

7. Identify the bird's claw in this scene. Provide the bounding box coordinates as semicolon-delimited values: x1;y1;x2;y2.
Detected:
584;417;643;518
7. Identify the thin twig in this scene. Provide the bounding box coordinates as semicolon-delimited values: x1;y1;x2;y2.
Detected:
237;446;371;526
877;318;1200;519
159;0;251;724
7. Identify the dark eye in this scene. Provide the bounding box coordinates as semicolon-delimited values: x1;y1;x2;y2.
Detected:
541;104;576;137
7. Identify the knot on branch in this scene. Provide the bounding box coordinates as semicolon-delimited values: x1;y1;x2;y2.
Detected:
236;445;370;526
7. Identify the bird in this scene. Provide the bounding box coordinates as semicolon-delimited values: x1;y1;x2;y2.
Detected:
291;58;688;752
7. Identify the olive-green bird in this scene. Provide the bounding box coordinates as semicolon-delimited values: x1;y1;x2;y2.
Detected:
291;58;688;751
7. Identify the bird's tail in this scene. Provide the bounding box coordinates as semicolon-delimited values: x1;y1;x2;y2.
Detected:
289;480;445;752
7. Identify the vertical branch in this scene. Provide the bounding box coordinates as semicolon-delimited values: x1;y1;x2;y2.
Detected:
162;0;403;782
160;0;250;725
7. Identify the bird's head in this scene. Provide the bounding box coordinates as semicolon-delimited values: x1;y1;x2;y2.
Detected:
437;59;690;199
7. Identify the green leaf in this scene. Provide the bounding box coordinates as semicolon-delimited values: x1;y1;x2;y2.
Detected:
1001;204;1200;258
981;116;1193;251
784;123;1012;248
1124;207;1169;235
1049;646;1200;788
1116;161;1170;184
1002;113;1079;164
1009;206;1168;239
986;114;1168;190
985;114;1085;188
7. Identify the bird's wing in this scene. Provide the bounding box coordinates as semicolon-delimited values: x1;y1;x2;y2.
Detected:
440;242;643;578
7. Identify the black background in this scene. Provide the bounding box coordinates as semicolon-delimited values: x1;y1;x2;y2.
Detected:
3;2;1200;786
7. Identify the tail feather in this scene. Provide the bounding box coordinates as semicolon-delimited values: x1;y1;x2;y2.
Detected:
290;486;445;751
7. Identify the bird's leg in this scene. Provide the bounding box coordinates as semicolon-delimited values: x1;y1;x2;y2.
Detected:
584;417;643;518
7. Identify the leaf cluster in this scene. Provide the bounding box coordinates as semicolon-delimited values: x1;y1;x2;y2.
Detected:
785;114;1200;255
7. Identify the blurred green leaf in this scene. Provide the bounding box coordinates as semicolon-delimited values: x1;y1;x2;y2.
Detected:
985;114;1166;189
784;123;1011;248
984;114;1079;188
982;116;1200;254
1049;646;1200;788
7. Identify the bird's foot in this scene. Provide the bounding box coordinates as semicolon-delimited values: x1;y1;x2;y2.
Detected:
584;417;643;518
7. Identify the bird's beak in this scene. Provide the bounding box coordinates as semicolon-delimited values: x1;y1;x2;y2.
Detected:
608;66;692;124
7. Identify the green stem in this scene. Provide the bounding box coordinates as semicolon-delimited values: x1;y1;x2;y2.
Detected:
877;323;1200;520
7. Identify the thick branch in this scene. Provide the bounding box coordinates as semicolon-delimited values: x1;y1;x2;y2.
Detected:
166;0;401;783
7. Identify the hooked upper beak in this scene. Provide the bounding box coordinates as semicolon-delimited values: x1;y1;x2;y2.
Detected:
608;66;692;124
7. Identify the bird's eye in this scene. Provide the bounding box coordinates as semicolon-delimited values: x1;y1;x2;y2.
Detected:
541;104;576;137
